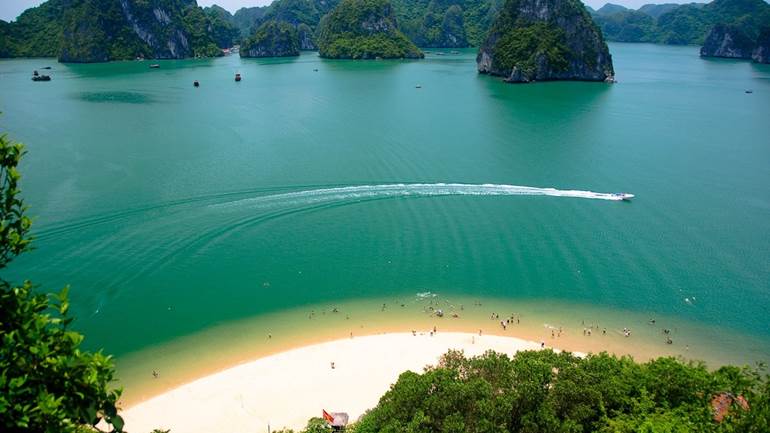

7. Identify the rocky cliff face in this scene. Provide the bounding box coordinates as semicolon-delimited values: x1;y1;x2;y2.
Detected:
297;23;317;49
317;0;423;59
699;23;755;59
240;20;300;57
2;0;222;62
752;28;770;63
477;0;614;83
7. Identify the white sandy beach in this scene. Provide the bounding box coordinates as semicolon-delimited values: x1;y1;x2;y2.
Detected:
122;332;552;433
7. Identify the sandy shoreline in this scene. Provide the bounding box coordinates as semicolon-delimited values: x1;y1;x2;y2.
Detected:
122;331;557;433
116;295;769;408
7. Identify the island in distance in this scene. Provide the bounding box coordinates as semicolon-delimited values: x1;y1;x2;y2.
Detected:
477;0;615;83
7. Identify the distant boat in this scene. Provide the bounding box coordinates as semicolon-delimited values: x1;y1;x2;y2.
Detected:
313;68;318;72
235;73;242;82
31;70;51;81
41;66;52;70
149;64;160;69
611;193;634;201
745;89;753;94
193;80;200;87
450;50;459;54
415;84;422;88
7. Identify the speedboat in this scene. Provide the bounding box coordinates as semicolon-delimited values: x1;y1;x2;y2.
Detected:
611;193;634;201
149;64;160;69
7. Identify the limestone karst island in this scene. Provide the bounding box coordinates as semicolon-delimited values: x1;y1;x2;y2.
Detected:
1;0;769;432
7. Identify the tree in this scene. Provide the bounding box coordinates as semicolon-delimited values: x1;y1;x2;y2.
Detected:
0;130;124;433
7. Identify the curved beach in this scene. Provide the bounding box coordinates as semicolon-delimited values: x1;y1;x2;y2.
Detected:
122;332;554;432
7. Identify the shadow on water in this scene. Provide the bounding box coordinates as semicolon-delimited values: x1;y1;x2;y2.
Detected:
75;91;154;104
477;73;612;131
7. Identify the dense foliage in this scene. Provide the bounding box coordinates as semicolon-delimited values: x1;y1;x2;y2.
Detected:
392;0;504;48
231;6;270;38
492;22;569;77
287;350;769;433
0;0;68;58
480;0;612;82
1;0;227;62
317;0;423;59
591;0;770;45
0;131;124;432
240;20;301;57
203;5;241;48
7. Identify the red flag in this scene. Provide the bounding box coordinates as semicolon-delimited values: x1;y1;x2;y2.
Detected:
322;409;334;423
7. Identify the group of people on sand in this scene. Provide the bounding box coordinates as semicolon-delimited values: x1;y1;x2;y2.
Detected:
491;313;520;331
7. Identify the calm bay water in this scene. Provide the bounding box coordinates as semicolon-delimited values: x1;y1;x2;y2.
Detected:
1;44;769;377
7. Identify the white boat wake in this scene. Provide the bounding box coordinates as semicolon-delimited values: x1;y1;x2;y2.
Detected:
212;183;633;210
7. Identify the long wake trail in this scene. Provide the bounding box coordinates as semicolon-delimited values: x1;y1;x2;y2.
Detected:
212;183;632;209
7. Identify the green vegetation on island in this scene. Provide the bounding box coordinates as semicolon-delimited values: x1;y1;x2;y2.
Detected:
1;0;227;62
478;0;614;83
279;349;770;433
391;0;504;48
317;0;423;59
241;20;301;57
591;0;770;46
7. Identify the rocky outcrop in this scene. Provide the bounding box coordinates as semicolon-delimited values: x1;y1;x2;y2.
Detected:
240;20;300;57
700;23;754;59
478;0;614;83
751;27;770;63
297;23;317;50
317;0;423;59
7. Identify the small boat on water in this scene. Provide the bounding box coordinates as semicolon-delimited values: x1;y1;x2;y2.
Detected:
149;64;160;69
41;66;52;70
235;73;242;82
611;193;634;201
745;89;753;94
31;70;51;81
415;84;422;88
193;80;200;87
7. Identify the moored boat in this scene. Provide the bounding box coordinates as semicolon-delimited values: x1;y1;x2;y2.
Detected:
31;70;51;81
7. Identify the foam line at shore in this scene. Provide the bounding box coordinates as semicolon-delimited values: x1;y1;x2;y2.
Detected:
212;183;631;210
121;332;567;433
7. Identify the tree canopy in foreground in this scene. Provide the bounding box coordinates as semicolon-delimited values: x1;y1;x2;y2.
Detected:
281;349;769;433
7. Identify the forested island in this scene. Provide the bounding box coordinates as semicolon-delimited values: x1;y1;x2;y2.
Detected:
477;0;615;82
590;0;770;61
1;0;768;65
317;0;423;59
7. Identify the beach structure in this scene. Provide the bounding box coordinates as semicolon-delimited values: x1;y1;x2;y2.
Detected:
323;409;349;431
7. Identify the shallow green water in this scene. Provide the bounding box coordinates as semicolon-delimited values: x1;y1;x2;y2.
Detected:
1;44;769;365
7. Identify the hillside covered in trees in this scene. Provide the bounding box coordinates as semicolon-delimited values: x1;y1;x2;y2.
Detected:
278;349;770;433
591;0;770;46
1;0;228;62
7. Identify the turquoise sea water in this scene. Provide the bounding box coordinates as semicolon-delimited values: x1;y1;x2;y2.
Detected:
1;44;769;377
